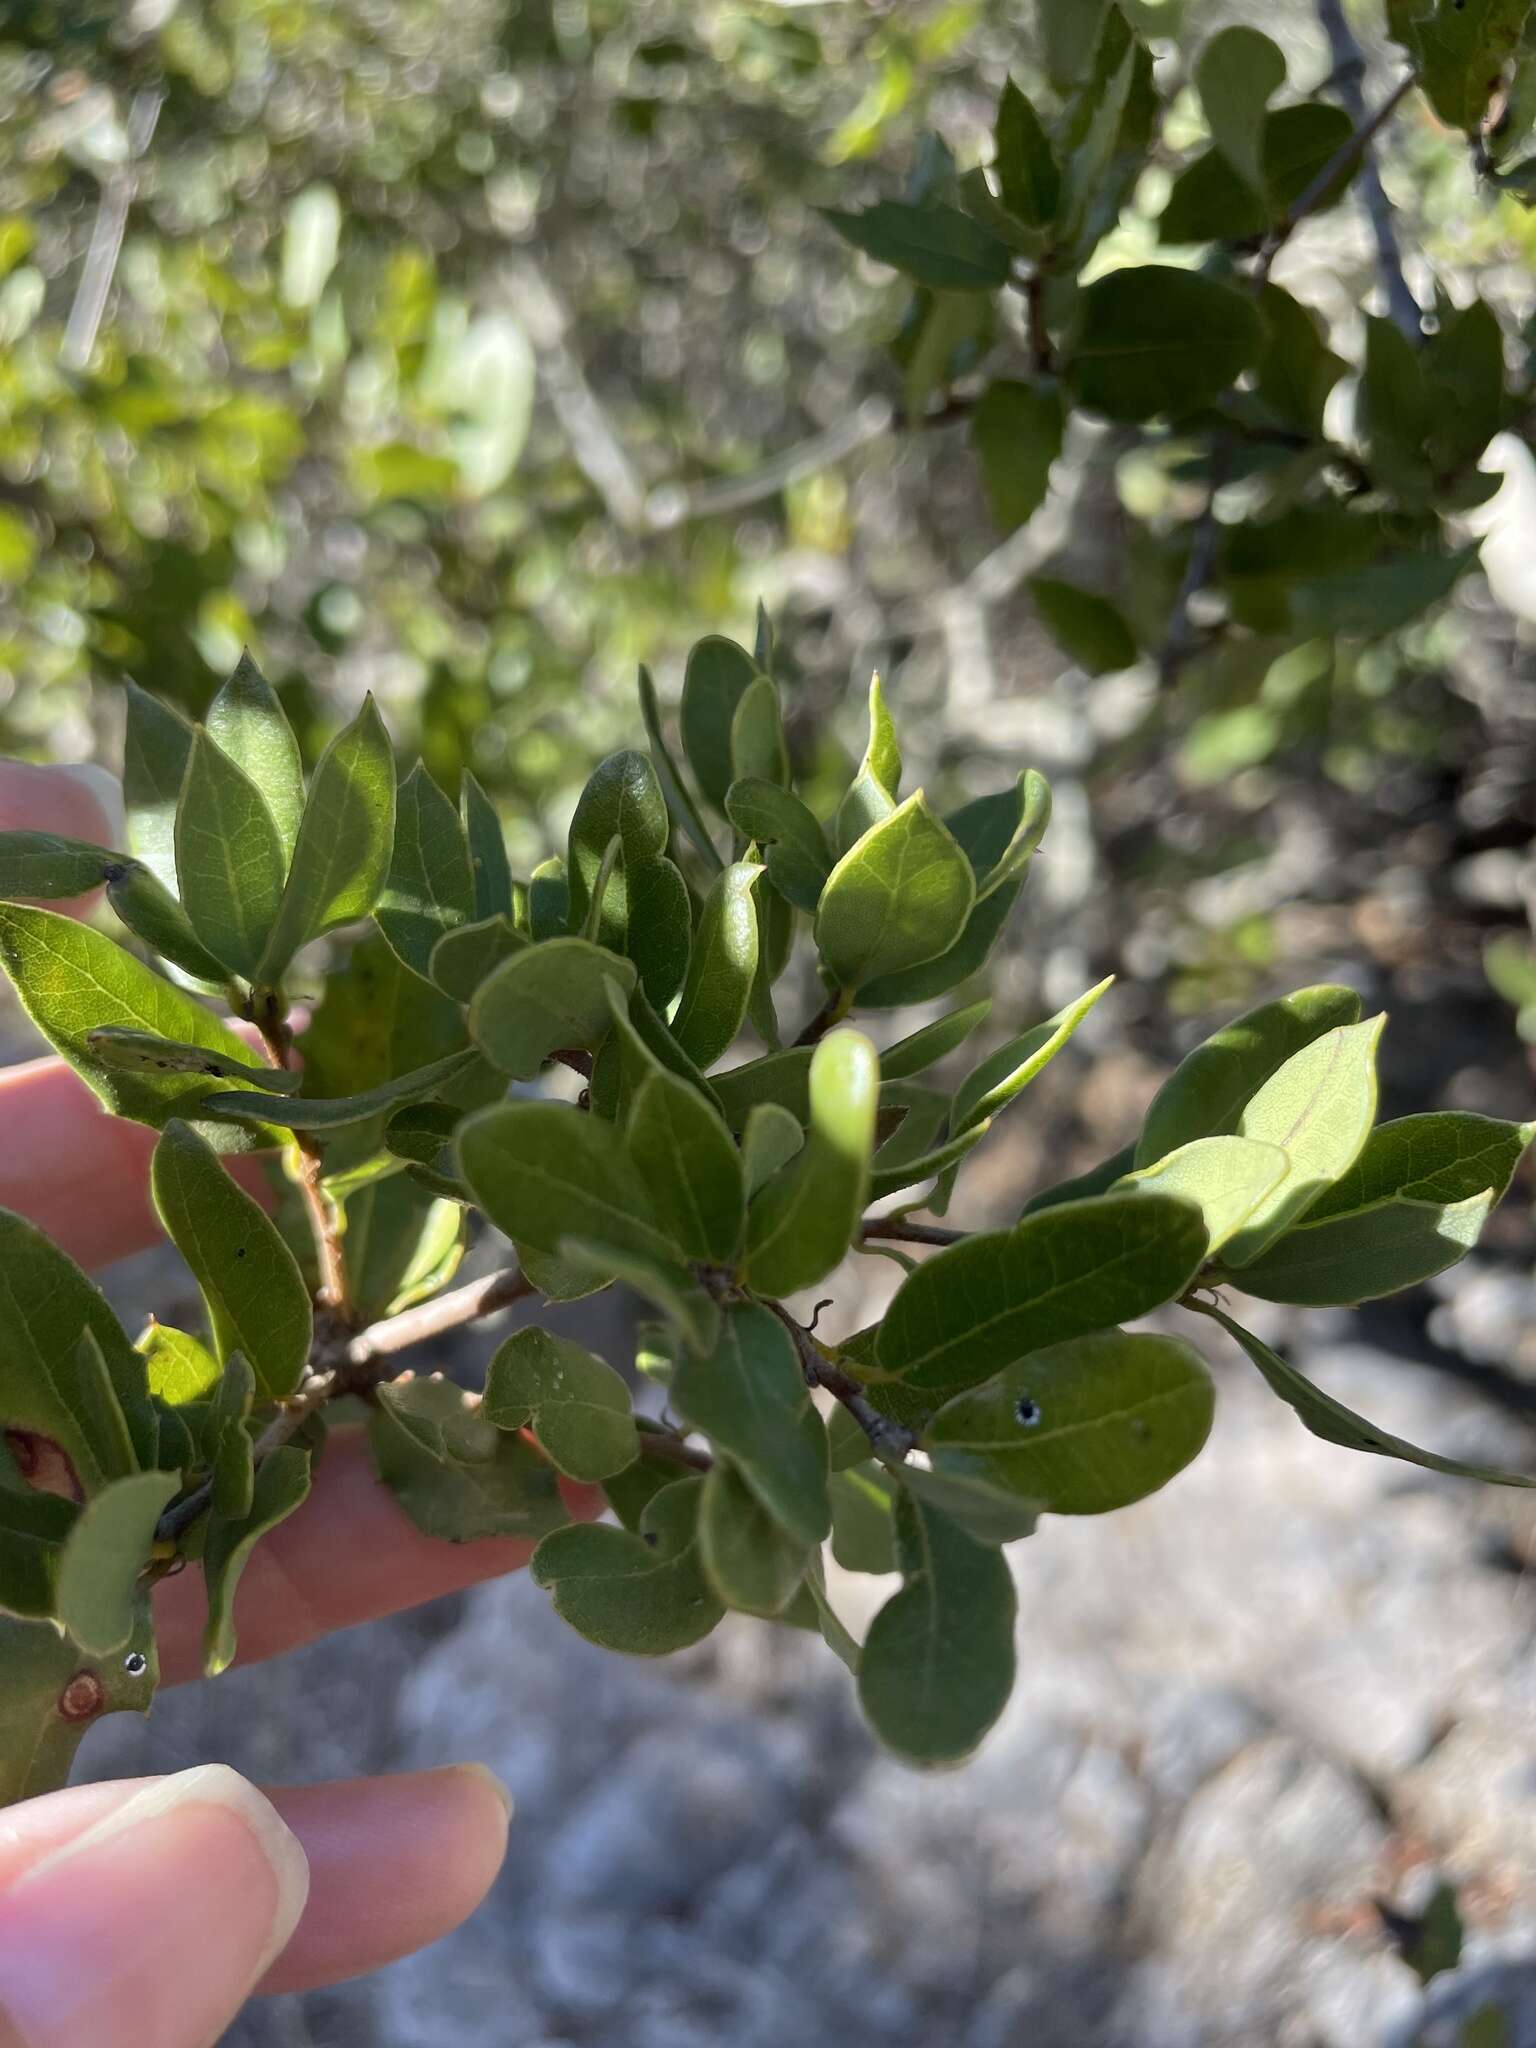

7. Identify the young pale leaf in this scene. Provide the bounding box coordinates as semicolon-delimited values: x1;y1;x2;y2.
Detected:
105;861;242;990
375;763;475;979
484;1327;638;1483
822;200;1013;291
951;977;1113;1135
741;1101;805;1198
994;78;1060;226
700;1460;811;1617
150;1121;312;1400
85;1027;300;1092
835;675;902;856
858;1490;1017;1766
638;663;722;869
196;1046;484;1131
880;999;993;1082
671;1302;831;1546
0;1212;151;1489
972;380;1063;534
924;1330;1216;1515
205;651;305;859
816;795;975;994
368;1378;567;1545
1292;1111;1534;1220
744;1030;878;1298
1196;26;1286;193
626;1069;745;1265
531;1476;725;1654
1115;1135;1289;1255
1066;267;1263;422
0;1606;158;1807
138;1321;222;1406
1221;1016;1386;1266
343;1175;466;1325
724;780;830;913
1027;576;1138;676
669;860;762;1068
55;1471;179;1656
877;1192;1209;1396
175;729;288;980
430;913;526;1002
470;936;634;1079
258;695;396;980
730;674;790;789
680;636;760;814
123;683;195;892
458;1099;684;1265
460;771;514;921
0;831;114;902
201;1446;313;1674
565;750;670;938
1137;983;1364;1167
1197;1303;1536;1489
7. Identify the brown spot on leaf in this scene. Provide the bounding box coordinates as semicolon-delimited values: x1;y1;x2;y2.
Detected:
58;1672;105;1723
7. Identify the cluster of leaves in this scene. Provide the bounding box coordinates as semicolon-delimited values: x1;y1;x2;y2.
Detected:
0;630;1530;1790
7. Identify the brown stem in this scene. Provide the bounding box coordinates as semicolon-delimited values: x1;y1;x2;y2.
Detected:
861;1217;966;1249
155;1368;336;1544
768;1301;917;1462
252;992;349;1317
793;988;852;1048
334;1267;536;1380
636;1431;713;1474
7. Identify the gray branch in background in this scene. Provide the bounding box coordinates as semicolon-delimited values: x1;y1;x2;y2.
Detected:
1315;0;1423;338
61;90;163;375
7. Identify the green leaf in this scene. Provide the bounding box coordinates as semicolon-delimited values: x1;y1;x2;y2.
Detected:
123;683;195;893
1196;1303;1536;1490
835;675;903;856
1226;1113;1535;1303
952;977;1113;1135
375;763;475;979
1197;26;1286;193
1253;283;1348;435
1137;983;1364;1167
560;1237;719;1357
1028;575;1138;675
858;1490;1017;1766
744;1029;878;1297
602;1433;678;1531
724;780;830;914
1388;0;1533;130
458;1098;684;1266
949;768;1053;900
483;1327;638;1483
0;831;114;902
205;651;305;860
258;695;396;981
618;852;693;1013
710;1046;814;1129
1039;0;1114;89
994;79;1060;226
1115;1135;1290;1255
343;1174;466;1323
0;1212;150;1490
729;674;790;789
700;1460;811;1617
470;936;634;1079
150;1121;313;1400
878;1192;1209;1396
680;636;760;814
368;1377;566;1544
201;1446;313;1674
460;771;514;921
138;1321;222;1406
899;1462;1042;1547
671;1302;831;1546
173;729;287;982
105;861;242;989
55;1471;179;1656
1067;266;1263;423
830;1466;897;1574
565;750;670;939
197;1046;483;1131
669;859;762;1068
529;858;569;939
206;1353;256;1519
430;913;526;1002
626;1069;745;1265
0;1606;158;1808
972;380;1064;535
741;1100;805;1198
0;1482;76;1621
816;795;975;994
925;1329;1216;1515
638;663;722;869
857;875;1020;1010
531;1476;725;1654
823;200;1013;291
1221;1015;1386;1266
1022;1140;1140;1216
880;999;993;1081
84;1026;299;1092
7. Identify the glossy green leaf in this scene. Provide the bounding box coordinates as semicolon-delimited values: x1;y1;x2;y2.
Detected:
878;1192;1209;1395
375;763;475;979
458;1098;683;1265
672;1302;831;1546
669;859;761;1068
429;913;526;1002
470;936;633;1079
830;1466;897;1574
741;1100;805;1198
680;636;760;813
858;1490;1017;1766
138;1321;222;1406
626;1069;745;1264
105;861;241;989
618;852;693;1013
1197;1303;1536;1490
994;78;1060;226
700;1460;810;1616
639;663;722;870
123;683;195;893
528;858;569;939
531;1476;725;1654
1253;283;1348;434
205;651;305;860
1039;0;1113;88
460;771;514;921
880;999;993;1082
925;1330;1216;1515
201;1445;313;1674
196;1046;483;1130
151;1120;312;1400
84;1027;299;1092
258;695;396;980
816;795;975;994
949;768;1053;901
952;977;1113;1135
823;200;1013;291
710;1047;813;1129
484;1326;638;1482
744;1030;878;1297
729;674;790;789
565;749;670;939
972;380;1063;535
1067;266;1263;423
1028;575;1138;675
835;675;902;855
343;1173;466;1323
0;831;115;901
56;1471;179;1655
0;1606;158;1808
560;1237;719;1356
1115;1135;1289;1255
1197;26;1286;193
206;1353;256;1519
1388;0;1532;130
899;1462;1041;1547
1222;1015;1386;1266
724;779;830;913
1022;1140;1140;1216
1137;984;1364;1167
368;1378;566;1546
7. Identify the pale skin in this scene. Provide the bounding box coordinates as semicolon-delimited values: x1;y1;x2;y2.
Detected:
0;761;599;2048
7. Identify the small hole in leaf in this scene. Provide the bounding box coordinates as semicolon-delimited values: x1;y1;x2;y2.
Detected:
235;1246;247;1259
124;1651;148;1677
1014;1397;1042;1428
641;1530;659;1547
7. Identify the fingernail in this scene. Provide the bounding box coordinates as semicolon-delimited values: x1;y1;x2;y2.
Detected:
453;1762;514;1823
0;1765;310;2047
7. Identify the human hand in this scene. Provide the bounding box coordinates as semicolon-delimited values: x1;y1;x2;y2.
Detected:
0;760;583;2046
